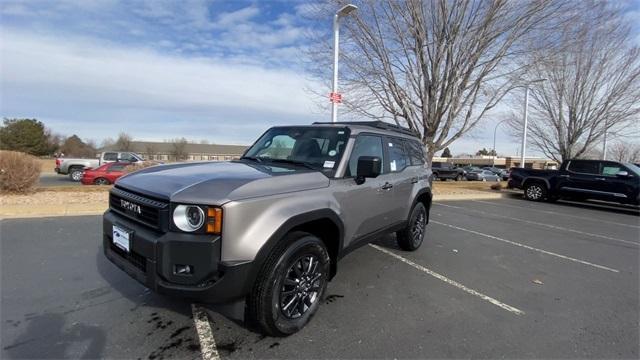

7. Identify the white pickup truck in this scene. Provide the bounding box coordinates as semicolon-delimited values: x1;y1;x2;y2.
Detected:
55;151;144;181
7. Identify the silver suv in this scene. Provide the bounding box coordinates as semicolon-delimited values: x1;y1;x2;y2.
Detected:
103;121;432;336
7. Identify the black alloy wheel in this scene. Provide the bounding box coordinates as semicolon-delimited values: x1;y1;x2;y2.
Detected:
279;255;323;319
397;202;427;251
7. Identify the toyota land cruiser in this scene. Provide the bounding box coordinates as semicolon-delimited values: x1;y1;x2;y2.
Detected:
103;121;432;336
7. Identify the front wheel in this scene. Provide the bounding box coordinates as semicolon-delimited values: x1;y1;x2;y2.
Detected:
396;202;427;251
524;182;547;201
247;232;330;337
94;178;110;185
455;174;463;181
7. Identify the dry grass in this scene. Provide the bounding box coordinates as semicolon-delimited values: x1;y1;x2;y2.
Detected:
38;158;56;174
433;180;508;194
0;151;42;194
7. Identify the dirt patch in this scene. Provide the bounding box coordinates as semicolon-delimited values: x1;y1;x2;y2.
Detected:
0;190;108;206
432;180;507;195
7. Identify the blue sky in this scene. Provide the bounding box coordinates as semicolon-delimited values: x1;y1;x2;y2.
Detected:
1;0;639;155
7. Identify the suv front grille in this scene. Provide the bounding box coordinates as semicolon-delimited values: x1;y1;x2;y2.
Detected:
109;187;169;230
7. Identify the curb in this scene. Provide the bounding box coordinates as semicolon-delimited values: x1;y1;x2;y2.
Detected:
433;192;511;201
1;192;517;220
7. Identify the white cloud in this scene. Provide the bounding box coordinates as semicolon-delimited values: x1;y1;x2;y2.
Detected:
0;28;325;143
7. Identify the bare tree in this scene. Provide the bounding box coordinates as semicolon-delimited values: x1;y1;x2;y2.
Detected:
608;141;640;163
506;1;640;162
170;137;189;161
145;143;158;160
114;132;134;151
306;0;564;163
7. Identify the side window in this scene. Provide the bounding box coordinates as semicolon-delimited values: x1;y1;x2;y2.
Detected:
347;135;384;177
600;162;623;176
406;140;425;165
103;152;118;161
108;164;125;172
386;137;409;172
568;160;599;174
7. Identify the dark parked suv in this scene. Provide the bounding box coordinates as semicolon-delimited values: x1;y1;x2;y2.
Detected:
103;121;433;336
432;162;465;181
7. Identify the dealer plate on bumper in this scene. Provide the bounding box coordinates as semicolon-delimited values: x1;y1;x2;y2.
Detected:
112;225;131;252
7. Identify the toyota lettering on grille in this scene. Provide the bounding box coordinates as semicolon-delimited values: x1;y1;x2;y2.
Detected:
120;199;142;215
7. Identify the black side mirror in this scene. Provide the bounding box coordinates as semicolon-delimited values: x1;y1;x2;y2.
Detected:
355;156;381;185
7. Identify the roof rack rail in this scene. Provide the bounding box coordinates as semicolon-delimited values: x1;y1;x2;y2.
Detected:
312;121;418;137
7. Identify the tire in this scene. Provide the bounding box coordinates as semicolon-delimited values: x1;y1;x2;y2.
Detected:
94;178;110;185
69;167;83;181
524;182;547;201
482;177;487;182
455;174;463;181
433;173;439;181
246;231;330;337
396;202;427;251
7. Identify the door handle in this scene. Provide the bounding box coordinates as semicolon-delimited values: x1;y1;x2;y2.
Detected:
411;177;419;184
381;182;393;190
595;177;606;181
559;174;570;178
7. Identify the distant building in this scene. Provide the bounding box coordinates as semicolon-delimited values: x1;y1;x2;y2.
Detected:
101;141;248;162
433;155;558;169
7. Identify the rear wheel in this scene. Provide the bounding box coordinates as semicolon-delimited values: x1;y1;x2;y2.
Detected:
524;182;547;201
396;202;427;251
94;178;110;185
69;167;83;181
247;231;330;337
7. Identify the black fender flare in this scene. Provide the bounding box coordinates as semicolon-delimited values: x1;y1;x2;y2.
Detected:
238;209;344;295
410;188;433;223
522;176;551;189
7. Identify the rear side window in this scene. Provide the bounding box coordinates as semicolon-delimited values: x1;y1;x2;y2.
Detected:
568;160;599;174
406;140;425;165
103;152;118;161
109;164;127;172
386;137;409;172
346;135;385;177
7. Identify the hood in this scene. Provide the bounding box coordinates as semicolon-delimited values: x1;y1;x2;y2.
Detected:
115;161;329;204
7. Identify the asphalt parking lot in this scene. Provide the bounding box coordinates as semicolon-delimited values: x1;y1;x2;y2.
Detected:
38;173;81;187
1;197;638;359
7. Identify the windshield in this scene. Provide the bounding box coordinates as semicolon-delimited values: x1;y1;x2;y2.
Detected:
243;126;350;176
625;163;640;175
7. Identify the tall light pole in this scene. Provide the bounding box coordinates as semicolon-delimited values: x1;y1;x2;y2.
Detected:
601;120;608;160
492;119;507;167
331;4;358;123
518;78;546;168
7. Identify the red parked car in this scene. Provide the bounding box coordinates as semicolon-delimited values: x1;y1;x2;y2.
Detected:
81;162;131;185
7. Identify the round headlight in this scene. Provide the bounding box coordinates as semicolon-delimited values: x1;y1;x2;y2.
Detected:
173;205;205;232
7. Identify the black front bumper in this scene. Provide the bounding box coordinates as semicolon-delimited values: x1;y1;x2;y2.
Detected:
103;210;252;303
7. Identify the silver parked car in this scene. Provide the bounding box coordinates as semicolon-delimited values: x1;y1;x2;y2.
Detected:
102;121;433;336
466;169;501;181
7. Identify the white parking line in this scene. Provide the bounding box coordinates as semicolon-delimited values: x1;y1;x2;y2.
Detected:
430;220;620;273
434;203;639;246
471;199;640;229
191;304;220;360
369;244;525;316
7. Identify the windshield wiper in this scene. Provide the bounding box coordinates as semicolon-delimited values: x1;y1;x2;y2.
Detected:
241;156;264;163
268;159;318;171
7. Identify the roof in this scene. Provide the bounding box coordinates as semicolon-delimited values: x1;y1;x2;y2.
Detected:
100;141;248;154
312;121;420;138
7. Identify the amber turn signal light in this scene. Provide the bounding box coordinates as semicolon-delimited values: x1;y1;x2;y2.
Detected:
206;207;222;234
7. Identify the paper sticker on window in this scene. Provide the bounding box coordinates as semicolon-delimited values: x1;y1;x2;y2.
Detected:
323;161;335;168
390;160;397;171
338;131;345;134
388;143;393;147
